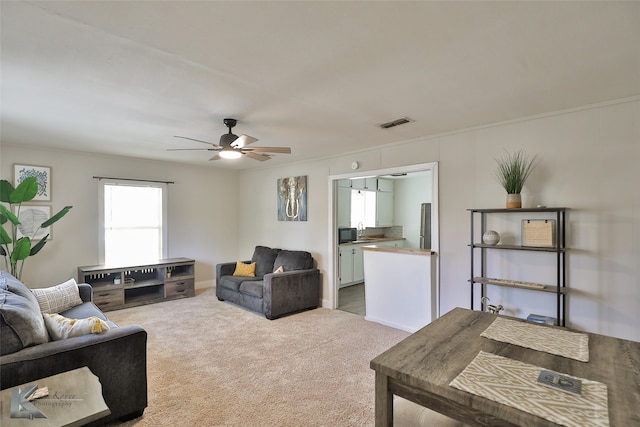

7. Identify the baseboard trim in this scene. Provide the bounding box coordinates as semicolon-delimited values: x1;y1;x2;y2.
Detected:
364;315;416;333
195;280;215;290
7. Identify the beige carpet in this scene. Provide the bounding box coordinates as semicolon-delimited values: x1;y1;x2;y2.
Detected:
104;288;411;426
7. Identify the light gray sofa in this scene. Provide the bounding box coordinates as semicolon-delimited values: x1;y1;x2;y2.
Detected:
0;271;147;425
216;246;321;319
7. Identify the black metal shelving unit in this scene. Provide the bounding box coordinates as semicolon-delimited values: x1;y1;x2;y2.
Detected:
468;207;568;326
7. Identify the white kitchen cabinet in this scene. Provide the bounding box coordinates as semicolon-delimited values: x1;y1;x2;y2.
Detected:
339;246;354;286
353;245;364;283
376;191;394;226
340;240;404;287
351;178;377;190
353;188;393;227
339;243;365;287
346;177;394;228
351;179;365;190
337;186;351;227
377;178;394;192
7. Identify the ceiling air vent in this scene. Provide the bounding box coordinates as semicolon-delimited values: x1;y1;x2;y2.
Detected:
380;117;413;129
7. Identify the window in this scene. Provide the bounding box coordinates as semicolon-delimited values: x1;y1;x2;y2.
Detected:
350;189;376;227
98;180;168;265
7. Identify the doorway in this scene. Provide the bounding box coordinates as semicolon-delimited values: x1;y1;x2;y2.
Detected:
329;162;439;317
338;283;366;315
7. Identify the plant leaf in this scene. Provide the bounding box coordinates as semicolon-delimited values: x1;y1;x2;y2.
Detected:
0;245;6;256
30;234;49;256
494;149;536;194
11;237;31;263
0;225;12;245
41;206;72;228
0;180;15;203
10;177;38;203
0;204;20;225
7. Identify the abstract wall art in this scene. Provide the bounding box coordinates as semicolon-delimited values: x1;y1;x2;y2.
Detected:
14;164;51;201
277;175;307;221
14;205;51;240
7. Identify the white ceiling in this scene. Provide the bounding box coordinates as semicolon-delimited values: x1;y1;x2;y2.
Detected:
1;1;639;170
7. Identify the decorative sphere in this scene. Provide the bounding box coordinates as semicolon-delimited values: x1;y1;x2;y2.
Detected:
482;230;500;246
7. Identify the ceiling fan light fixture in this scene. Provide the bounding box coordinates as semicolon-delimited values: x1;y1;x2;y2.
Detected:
171;117;290;162
219;149;242;159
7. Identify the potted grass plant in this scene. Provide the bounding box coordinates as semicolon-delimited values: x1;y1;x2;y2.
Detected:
494;149;537;208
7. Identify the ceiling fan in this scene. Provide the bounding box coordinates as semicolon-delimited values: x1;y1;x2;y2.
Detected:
168;118;291;161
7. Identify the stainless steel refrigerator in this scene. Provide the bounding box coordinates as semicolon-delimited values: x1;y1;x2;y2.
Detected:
420;203;432;249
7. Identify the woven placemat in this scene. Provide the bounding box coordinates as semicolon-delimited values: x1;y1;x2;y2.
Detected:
450;351;609;427
481;317;589;362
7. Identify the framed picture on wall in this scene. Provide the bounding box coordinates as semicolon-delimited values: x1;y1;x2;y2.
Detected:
277;175;308;221
13;205;52;241
14;164;51;201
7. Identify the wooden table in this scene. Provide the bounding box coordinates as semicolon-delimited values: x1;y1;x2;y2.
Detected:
0;367;110;427
370;307;640;427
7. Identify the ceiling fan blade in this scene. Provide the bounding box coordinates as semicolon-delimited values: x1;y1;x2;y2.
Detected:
242;147;291;154
243;151;271;161
231;134;258;148
174;135;221;148
209;154;221;161
167;148;215;151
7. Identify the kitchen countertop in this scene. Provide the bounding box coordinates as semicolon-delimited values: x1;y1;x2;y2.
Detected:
340;237;406;246
361;245;435;255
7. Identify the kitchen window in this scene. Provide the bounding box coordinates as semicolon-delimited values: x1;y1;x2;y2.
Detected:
350;189;376;227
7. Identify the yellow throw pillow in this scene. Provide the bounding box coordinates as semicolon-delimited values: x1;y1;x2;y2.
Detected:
43;313;110;341
233;261;256;277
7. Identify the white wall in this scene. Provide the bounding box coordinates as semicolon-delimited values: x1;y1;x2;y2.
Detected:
237;161;331;301
1;144;239;288
2;98;638;341
393;172;433;249
237;98;639;341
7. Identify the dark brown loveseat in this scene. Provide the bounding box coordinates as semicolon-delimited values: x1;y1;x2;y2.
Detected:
216;246;320;319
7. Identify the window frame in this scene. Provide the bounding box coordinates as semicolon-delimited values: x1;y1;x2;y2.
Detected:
97;178;168;265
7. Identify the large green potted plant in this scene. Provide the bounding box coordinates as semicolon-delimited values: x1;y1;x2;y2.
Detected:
0;177;72;280
494;149;536;208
